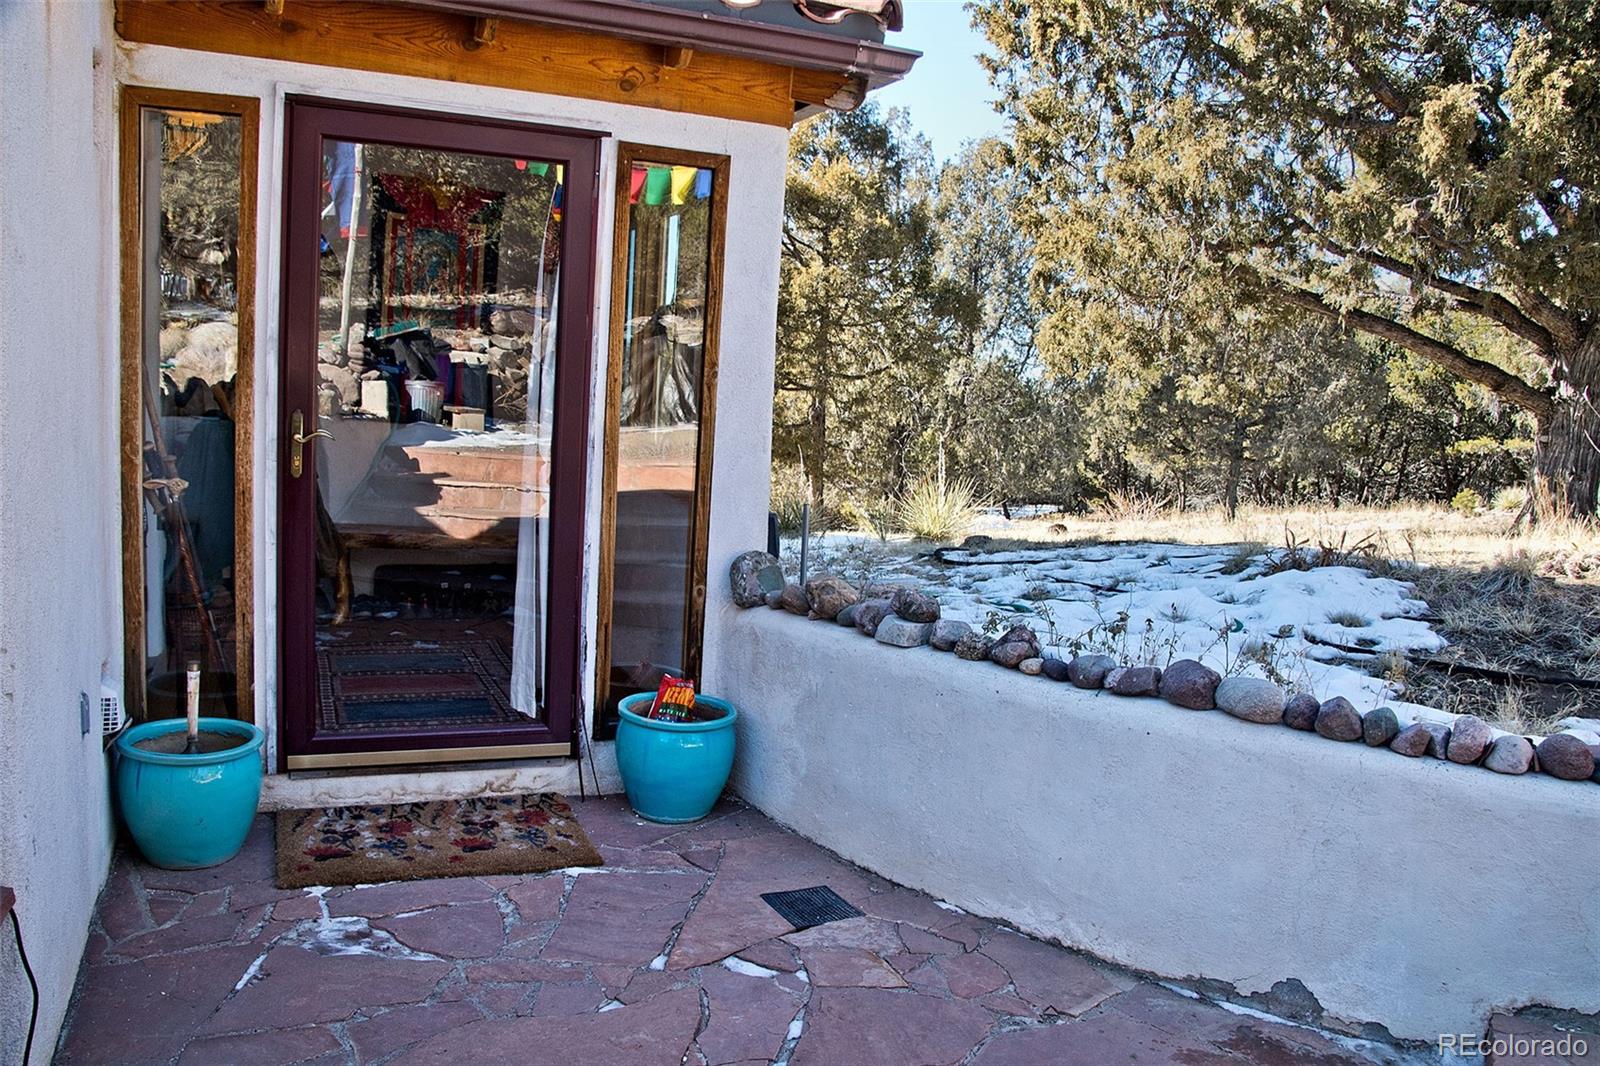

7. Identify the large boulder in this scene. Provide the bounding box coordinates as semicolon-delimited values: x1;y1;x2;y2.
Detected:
730;551;785;608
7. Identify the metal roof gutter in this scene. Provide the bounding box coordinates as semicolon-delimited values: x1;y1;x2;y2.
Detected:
392;0;922;90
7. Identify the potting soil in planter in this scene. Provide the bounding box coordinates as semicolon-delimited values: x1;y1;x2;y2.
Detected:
133;729;252;755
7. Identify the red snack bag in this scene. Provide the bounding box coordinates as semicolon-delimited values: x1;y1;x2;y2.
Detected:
647;676;697;722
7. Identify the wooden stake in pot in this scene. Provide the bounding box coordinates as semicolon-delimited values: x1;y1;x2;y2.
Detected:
184;661;201;754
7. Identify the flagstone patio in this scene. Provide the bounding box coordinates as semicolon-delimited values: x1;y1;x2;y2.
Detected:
57;797;1427;1065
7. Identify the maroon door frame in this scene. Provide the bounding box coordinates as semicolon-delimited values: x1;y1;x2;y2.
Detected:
277;96;604;769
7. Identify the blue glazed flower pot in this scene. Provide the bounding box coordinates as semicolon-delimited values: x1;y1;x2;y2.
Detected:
114;717;265;869
615;694;737;824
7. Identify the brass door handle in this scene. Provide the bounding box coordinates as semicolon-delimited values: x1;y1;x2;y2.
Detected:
288;410;334;478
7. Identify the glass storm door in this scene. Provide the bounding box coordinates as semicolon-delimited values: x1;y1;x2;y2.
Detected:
278;98;600;770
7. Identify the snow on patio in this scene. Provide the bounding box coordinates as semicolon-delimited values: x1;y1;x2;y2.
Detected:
787;534;1447;714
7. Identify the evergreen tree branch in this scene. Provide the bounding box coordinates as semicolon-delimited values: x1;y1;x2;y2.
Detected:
1266;279;1554;420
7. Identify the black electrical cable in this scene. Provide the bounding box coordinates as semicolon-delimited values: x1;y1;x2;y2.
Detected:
10;908;38;1066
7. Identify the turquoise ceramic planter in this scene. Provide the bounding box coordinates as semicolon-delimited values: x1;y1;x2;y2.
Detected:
615;694;737;824
114;717;265;869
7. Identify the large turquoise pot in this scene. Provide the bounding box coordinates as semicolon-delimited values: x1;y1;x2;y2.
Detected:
615;694;737;824
114;717;265;869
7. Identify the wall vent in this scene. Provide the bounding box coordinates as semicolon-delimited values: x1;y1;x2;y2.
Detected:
100;682;126;736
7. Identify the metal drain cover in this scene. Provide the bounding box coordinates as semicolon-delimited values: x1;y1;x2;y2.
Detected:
760;885;863;930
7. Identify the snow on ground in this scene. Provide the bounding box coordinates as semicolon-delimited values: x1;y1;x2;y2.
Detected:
785;533;1449;714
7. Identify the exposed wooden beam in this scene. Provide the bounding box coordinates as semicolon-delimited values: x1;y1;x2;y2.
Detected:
791;66;855;109
661;44;693;69
116;0;800;127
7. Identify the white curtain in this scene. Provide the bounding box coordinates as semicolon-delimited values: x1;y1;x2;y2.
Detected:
509;191;560;718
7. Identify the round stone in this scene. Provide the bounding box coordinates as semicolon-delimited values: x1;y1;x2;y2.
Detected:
1159;659;1221;710
1389;723;1432;757
1018;657;1044;676
1105;665;1161;696
804;574;860;621
1446;716;1493;764
928;618;973;651
1362;707;1400;747
891;587;941;624
953;634;995;662
729;550;785;608
1283;693;1320;731
1483;734;1533;775
853;598;894;637
1537;733;1597;781
1066;654;1117;689
990;627;1041;668
778;583;811;616
1314;697;1362;741
1215;677;1286;724
835;603;861;628
1041;657;1072;682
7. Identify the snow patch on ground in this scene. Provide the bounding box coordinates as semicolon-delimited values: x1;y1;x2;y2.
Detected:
790;535;1448;714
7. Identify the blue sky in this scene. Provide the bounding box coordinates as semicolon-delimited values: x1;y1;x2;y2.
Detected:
872;0;1008;163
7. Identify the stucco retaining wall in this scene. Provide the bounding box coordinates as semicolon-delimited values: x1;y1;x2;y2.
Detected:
719;608;1600;1041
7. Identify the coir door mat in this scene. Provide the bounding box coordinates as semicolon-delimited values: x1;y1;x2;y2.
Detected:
276;792;602;888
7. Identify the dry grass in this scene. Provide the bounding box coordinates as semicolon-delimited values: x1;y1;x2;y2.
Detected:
1000;501;1600;575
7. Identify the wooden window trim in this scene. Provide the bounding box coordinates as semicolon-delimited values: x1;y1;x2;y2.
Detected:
119;86;260;723
594;143;729;739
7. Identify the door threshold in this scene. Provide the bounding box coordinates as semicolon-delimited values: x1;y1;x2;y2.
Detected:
286;741;571;774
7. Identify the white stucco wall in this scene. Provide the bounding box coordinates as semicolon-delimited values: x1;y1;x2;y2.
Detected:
116;40;789;807
0;0;121;1058
721;609;1600;1042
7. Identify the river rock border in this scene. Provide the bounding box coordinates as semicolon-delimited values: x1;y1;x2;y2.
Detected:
728;550;1600;786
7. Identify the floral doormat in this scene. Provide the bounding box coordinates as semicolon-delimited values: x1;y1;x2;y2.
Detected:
275;793;602;888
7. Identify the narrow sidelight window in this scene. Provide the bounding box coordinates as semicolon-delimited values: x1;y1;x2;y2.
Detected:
120;89;259;722
597;147;728;733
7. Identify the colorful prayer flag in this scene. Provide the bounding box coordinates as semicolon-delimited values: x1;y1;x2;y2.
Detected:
670;165;698;205
693;168;713;200
630;166;648;204
643;165;672;205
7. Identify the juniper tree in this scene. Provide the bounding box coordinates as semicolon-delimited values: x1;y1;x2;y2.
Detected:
774;105;955;507
976;0;1600;517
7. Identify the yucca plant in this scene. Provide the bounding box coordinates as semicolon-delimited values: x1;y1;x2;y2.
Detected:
896;471;986;543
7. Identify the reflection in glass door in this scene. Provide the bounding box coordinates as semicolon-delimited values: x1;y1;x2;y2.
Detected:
598;147;727;729
279;100;600;769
